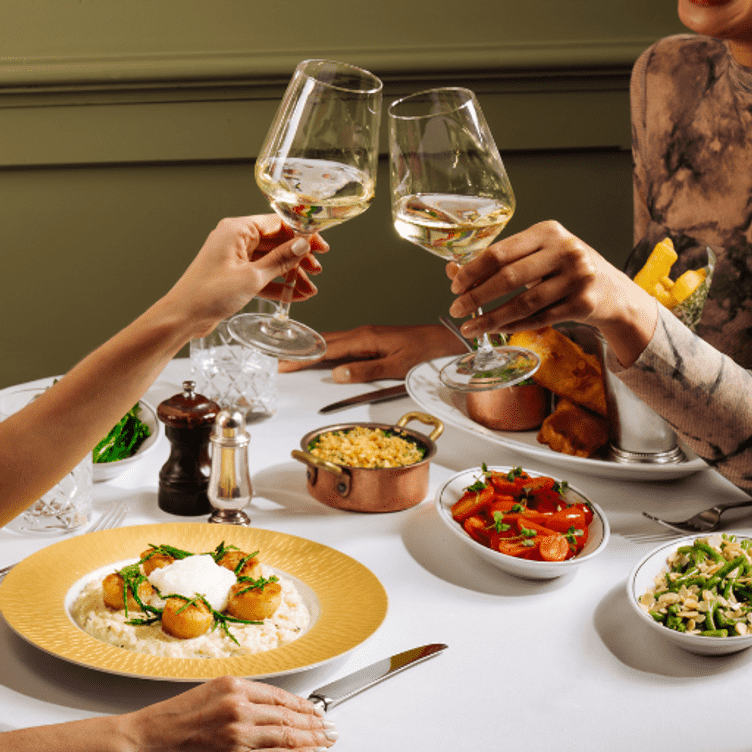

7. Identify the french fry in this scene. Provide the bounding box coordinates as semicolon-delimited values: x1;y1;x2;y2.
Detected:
633;238;678;293
668;268;707;307
652;281;674;308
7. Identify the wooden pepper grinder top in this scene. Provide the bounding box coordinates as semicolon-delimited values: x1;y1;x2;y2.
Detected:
157;380;220;516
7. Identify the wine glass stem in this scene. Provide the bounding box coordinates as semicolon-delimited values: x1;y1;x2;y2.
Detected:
274;267;298;322
273;231;313;323
471;309;507;367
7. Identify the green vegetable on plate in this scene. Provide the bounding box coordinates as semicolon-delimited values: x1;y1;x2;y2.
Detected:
93;403;151;463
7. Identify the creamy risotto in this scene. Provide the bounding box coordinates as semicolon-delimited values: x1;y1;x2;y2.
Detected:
70;555;310;659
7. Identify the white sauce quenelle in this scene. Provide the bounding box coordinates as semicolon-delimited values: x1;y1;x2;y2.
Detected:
147;554;236;611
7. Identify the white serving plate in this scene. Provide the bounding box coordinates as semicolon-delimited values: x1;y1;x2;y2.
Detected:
407;357;707;481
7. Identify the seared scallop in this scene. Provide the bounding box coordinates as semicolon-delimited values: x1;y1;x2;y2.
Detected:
226;580;282;622
161;597;213;639
140;548;175;576
102;572;154;612
216;550;262;579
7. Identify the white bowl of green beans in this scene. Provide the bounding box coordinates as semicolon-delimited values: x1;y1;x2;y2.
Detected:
627;534;752;656
92;400;161;482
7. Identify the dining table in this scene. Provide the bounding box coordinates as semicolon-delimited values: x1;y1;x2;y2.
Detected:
2;356;752;752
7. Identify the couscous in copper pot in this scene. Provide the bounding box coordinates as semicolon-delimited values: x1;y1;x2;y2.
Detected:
292;412;443;512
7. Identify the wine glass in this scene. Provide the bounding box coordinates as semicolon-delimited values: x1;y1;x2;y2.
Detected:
229;59;383;360
389;87;540;391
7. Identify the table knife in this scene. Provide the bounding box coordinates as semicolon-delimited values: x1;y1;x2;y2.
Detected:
307;643;448;712
319;384;409;414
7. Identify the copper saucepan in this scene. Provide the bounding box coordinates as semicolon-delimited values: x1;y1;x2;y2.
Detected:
292;411;444;513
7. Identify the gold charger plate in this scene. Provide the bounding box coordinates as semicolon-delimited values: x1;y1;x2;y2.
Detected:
0;522;388;681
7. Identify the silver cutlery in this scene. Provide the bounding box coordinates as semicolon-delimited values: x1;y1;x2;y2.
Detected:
617;529;681;544
319;384;408;414
0;501;127;584
438;315;474;352
307;643;447;712
642;498;752;535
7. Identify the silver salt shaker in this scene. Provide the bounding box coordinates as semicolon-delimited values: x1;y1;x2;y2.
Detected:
207;408;252;525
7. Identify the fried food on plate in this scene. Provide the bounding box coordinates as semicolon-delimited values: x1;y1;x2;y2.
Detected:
537;398;609;458
508;327;607;417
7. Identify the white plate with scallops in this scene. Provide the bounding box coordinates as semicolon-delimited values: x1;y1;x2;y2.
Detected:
406;357;707;481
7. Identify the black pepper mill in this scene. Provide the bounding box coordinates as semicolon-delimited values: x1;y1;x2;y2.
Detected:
157;380;219;516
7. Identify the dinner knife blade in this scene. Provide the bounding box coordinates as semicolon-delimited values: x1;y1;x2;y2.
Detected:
307;643;448;712
318;384;409;414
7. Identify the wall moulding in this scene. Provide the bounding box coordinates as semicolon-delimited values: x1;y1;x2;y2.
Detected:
0;37;654;92
0;38;644;168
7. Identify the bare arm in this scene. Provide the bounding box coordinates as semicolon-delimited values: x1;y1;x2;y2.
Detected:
0;676;337;752
0;215;326;527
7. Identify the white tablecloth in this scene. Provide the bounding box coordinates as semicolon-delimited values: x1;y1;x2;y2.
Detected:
1;359;751;751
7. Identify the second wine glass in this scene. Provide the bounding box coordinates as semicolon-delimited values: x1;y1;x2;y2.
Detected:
229;59;383;360
389;87;539;391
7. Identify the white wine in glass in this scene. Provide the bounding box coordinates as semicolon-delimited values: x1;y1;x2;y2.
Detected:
229;60;383;360
389;87;539;391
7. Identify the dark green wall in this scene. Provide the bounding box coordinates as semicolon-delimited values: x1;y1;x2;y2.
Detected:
0;1;685;387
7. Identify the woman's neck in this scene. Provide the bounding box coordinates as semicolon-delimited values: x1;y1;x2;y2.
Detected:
729;39;752;67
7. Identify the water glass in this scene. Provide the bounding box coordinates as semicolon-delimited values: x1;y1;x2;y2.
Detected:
1;386;93;535
190;301;278;422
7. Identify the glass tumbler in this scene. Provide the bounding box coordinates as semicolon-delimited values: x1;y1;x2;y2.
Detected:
1;386;93;535
190;300;278;423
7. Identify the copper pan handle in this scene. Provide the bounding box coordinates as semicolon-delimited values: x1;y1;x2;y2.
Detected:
291;450;352;496
395;412;444;442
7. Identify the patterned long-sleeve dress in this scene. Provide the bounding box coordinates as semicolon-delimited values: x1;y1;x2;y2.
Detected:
615;34;752;492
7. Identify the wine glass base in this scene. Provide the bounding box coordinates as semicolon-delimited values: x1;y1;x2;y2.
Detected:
228;313;327;361
439;346;540;392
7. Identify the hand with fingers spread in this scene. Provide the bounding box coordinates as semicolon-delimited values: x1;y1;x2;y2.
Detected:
279;323;467;382
445;220;659;368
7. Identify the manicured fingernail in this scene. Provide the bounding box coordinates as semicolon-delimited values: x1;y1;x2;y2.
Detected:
291;237;310;256
312;704;325;717
449;300;463;317
333;366;351;383
323;721;336;729
461;321;479;337
324;727;339;741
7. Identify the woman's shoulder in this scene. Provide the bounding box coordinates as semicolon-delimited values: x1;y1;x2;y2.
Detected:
631;34;729;130
634;34;728;85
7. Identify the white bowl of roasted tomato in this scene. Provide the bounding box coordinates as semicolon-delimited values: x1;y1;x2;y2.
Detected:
435;464;610;580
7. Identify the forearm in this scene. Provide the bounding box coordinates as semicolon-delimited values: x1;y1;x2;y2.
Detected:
592;270;659;369
0;296;198;526
0;716;128;752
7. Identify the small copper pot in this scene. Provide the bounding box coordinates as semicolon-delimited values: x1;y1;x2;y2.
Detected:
466;383;550;431
292;412;443;513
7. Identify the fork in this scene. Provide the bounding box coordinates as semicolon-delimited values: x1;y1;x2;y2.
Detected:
642;498;752;535
0;502;128;584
